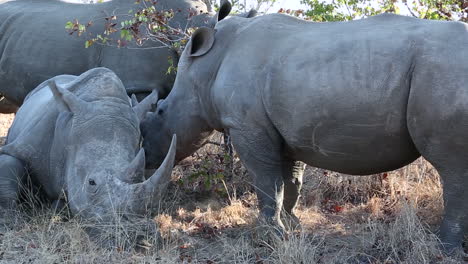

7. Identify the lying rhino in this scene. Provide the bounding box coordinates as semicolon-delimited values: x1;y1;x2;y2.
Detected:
0;67;176;222
140;5;468;252
0;0;212;110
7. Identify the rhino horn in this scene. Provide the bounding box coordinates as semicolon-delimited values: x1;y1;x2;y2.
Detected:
49;80;86;113
130;94;139;107
133;90;158;121
144;134;177;193
122;148;146;183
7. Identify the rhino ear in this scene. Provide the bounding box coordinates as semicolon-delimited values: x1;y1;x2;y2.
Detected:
217;0;232;22
208;0;232;27
189;27;215;57
241;9;257;18
49;80;85;113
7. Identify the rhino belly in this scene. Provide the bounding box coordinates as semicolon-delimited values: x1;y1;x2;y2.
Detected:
289;121;420;175
265;82;421;175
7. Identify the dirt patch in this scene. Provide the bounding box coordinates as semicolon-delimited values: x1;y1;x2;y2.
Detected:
0;113;13;144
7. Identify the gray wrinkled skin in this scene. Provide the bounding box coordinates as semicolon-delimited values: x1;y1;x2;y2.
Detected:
141;6;468;252
0;0;211;108
0;67;176;222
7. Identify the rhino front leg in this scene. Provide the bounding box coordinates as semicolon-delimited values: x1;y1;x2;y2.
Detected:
0;154;26;209
282;161;305;230
230;129;289;232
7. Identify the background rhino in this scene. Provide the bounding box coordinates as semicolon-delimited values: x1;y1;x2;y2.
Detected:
140;4;468;253
0;0;212;111
0;67;176;223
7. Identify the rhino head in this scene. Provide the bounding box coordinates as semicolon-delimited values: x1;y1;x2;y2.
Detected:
140;1;239;169
47;70;176;221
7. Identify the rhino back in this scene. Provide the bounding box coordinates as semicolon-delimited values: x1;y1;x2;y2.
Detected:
0;0;209;105
0;1;99;104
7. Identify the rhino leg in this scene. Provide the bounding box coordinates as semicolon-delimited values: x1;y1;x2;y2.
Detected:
408;137;468;252
281;161;305;230
0;154;26;209
406;75;468;253
230;129;287;231
433;167;468;253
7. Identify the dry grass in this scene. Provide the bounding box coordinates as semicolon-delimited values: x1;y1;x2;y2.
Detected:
0;113;465;263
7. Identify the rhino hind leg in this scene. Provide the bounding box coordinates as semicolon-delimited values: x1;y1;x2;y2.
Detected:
407;132;468;253
405;133;468;253
431;166;468;254
0;154;26;209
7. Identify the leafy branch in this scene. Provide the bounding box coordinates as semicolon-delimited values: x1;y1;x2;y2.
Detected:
294;0;467;22
65;0;200;55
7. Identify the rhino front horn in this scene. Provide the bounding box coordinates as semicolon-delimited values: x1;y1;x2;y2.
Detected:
132;134;177;210
146;134;177;188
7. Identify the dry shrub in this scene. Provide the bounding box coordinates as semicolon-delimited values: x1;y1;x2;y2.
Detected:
303;168;387;207
266;232;325;264
357;202;443;263
0;208;185;264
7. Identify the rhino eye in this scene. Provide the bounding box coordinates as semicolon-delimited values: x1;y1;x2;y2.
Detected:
89;179;97;186
158;109;164;115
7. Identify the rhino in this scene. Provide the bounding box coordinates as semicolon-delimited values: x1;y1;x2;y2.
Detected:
0;67;177;223
0;0;213;111
140;4;468;252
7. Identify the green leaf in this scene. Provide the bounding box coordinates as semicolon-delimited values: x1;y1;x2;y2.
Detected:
120;29;129;39
65;21;74;30
85;40;93;48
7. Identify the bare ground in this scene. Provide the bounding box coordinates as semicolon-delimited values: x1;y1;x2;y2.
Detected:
0;113;465;263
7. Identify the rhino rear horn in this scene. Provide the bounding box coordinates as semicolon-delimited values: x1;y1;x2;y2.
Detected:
130;94;139;107
122;148;146;183
133;90;158;121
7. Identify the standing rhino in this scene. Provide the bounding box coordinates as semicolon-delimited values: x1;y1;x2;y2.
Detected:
140;6;468;252
0;67;177;222
0;0;212;110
